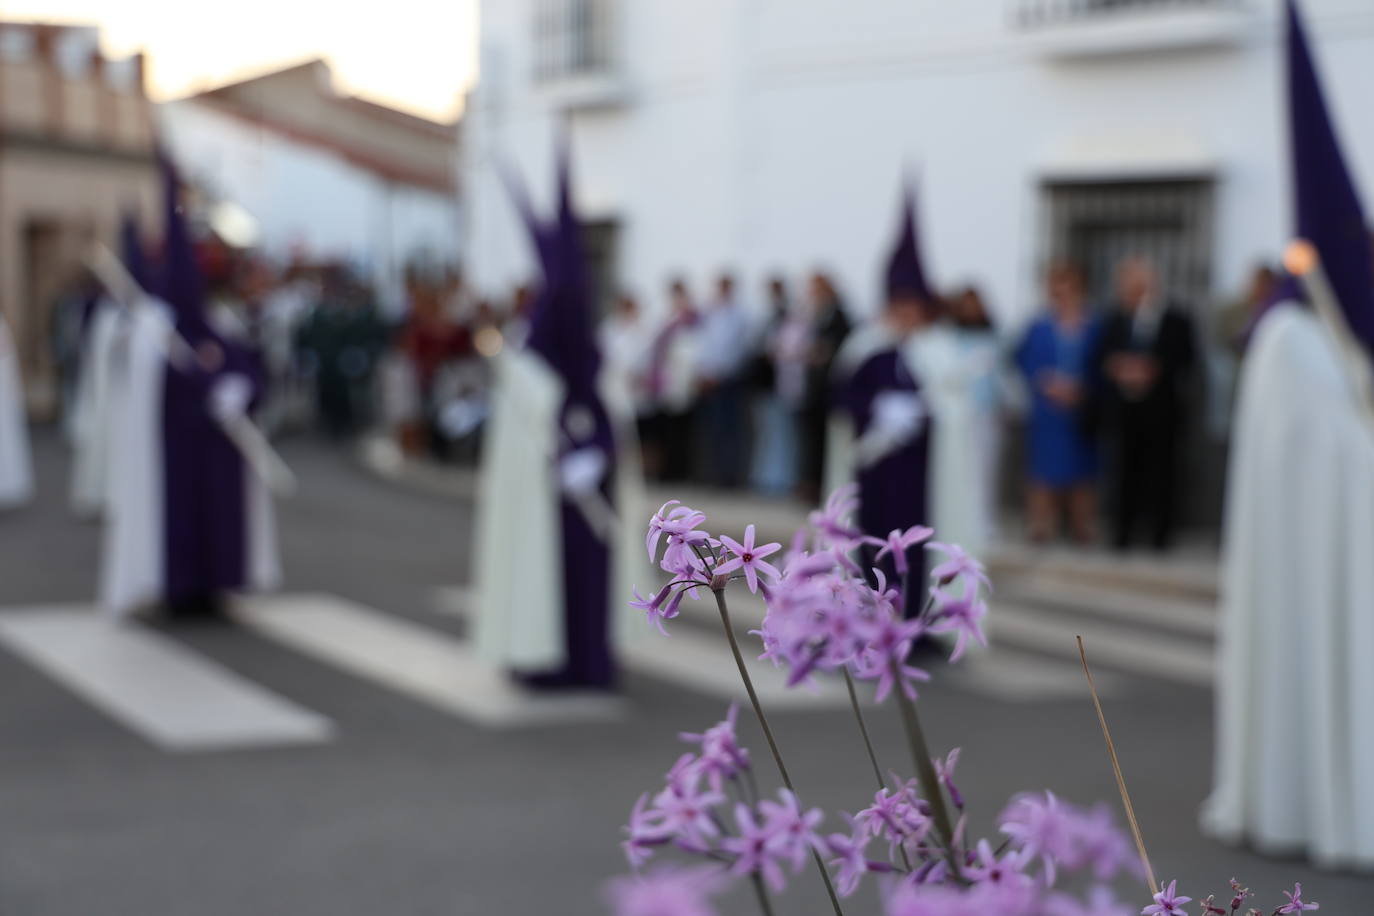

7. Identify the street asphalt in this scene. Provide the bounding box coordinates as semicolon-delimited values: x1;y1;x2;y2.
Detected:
0;428;1368;915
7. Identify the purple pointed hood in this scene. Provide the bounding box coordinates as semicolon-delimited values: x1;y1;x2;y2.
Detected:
1287;0;1374;353
885;183;934;302
156;152;211;338
119;211;151;293
510;138;601;402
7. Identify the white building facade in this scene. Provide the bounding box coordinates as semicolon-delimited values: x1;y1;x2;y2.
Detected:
461;0;1374;324
161;61;461;313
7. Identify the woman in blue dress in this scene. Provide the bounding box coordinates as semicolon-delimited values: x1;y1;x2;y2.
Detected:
1014;261;1101;543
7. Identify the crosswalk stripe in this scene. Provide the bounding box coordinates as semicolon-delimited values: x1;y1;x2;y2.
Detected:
622;625;853;709
990;602;1214;688
437;585;1121;704
233;593;625;727
0;608;333;752
946;646;1119;702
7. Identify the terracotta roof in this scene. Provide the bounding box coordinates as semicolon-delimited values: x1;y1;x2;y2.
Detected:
184;58;457;192
337;94;457;140
191;95;456;194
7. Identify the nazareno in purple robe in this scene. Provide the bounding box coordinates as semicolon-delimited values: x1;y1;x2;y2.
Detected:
157;155;263;616
840;346;931;599
843;181;937;604
509;143;617;689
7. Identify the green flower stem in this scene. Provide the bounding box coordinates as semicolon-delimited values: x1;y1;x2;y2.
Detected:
713;587;845;916
750;874;776;916
892;660;956;852
842;668;885;791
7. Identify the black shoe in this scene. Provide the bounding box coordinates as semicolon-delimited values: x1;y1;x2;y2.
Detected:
164;593;227;622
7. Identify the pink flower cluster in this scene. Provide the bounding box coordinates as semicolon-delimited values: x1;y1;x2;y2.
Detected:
639;487;990;701
616;711;1320;916
618;708;1143;910
828;782;1140;905
622;706;825;894
612;490;1321;916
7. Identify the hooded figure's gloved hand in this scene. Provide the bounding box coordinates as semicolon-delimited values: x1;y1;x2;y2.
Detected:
208;373;253;424
559;446;608;496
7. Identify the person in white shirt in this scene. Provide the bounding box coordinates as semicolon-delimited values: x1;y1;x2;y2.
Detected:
642;278;700;481
749;276;810;496
599;293;651;422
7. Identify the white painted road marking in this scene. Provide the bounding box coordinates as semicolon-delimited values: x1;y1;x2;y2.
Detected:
437;585;1118;703
0;608;333;751
234;593;625;727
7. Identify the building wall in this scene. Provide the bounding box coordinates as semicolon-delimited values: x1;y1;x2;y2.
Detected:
0;22;157;416
462;0;1374;326
159;100;461;314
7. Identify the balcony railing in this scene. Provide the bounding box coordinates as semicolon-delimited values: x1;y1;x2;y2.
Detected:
1011;0;1251;57
1014;0;1238;29
530;0;627;110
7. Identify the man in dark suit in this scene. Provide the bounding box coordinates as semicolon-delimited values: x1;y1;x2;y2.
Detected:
798;271;852;503
1095;256;1197;550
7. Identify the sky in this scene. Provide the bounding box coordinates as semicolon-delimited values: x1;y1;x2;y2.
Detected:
0;0;479;122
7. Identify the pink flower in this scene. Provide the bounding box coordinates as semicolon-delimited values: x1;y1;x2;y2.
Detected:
647;500;704;562
605;865;728;916
721;803;788;892
928;541;991;591
873;524;934;576
651;771;725;848
631;584;689;635
678;704;750;789
1044;885;1134;916
808;484;863;548
854;786;930;856
622;792;672;868
716;525;782;593
826;829;871;897
852;616;930;702
927;587;988;662
933;748;964;810
885;880;1039;916
758;789;825;871
1229;879;1252;912
1142;879;1193;916
1067;803;1136;881
1277;883;1319;913
999;791;1074;884
962;838;1030;887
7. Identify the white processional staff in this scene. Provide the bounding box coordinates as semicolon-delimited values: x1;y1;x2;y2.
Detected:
85;242;298;497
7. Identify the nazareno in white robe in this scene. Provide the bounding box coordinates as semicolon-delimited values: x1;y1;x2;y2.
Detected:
0;313;33;509
69;297;123;516
473;346;647;672
98;297;280;619
1202;302;1374;868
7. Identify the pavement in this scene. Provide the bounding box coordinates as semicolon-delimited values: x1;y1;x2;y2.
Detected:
0;427;1369;915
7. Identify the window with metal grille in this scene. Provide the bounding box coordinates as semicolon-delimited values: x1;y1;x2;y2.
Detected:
532;0;615;83
1040;178;1215;311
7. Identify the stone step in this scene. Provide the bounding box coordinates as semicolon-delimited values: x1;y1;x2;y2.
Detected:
991;572;1215;640
987;543;1218;603
988;600;1214;689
